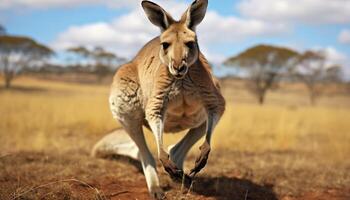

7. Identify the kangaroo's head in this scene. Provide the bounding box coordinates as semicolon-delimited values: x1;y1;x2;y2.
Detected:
142;0;208;79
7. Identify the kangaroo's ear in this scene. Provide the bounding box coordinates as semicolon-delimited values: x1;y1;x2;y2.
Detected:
142;1;174;32
181;0;208;31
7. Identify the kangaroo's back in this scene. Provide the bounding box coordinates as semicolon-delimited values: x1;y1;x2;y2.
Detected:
133;37;161;66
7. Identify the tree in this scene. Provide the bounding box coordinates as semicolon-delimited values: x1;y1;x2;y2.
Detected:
293;50;342;105
67;46;90;67
0;25;6;35
92;46;128;82
224;44;299;104
0;35;53;88
325;64;342;83
90;47;118;67
67;46;126;82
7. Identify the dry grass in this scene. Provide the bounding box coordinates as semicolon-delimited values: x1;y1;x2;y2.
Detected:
0;76;349;200
0;77;116;153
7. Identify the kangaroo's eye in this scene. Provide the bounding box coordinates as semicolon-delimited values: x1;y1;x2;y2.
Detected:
161;42;170;50
185;41;195;49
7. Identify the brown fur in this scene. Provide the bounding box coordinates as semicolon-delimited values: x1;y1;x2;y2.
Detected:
111;36;224;132
108;1;225;199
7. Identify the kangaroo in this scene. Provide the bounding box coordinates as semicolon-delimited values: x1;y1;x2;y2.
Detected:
108;0;225;198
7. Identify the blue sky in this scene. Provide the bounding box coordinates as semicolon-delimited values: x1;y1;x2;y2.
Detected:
1;0;350;77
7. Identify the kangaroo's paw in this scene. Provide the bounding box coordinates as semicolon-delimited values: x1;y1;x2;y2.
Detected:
189;142;211;178
159;154;192;185
150;186;165;200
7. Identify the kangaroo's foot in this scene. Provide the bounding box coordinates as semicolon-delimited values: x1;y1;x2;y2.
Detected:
150;186;165;200
159;152;192;185
189;141;211;178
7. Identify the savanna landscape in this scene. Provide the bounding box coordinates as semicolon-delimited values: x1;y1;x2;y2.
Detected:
1;75;349;200
1;0;350;199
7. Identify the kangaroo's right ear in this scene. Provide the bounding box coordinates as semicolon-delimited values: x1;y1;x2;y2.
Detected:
142;1;174;32
181;0;208;31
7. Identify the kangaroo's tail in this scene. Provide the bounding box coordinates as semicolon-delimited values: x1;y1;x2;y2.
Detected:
91;128;139;160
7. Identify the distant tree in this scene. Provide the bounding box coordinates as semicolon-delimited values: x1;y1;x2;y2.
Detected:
224;44;299;104
0;35;53;88
67;46;125;66
0;25;6;35
67;45;126;81
325;64;342;83
293;50;343;105
91;47;116;65
91;46;127;82
67;46;90;67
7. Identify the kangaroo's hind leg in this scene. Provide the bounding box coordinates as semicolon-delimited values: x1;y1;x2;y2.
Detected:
189;112;222;178
108;64;164;200
110;101;164;199
166;122;207;184
120;119;164;199
169;122;206;168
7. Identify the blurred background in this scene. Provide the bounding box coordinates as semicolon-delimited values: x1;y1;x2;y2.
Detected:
0;0;349;200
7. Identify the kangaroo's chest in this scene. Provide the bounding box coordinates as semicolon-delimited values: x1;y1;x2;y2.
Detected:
164;81;207;133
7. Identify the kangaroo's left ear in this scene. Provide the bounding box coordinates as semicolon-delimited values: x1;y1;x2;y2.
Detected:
142;0;175;32
181;0;208;31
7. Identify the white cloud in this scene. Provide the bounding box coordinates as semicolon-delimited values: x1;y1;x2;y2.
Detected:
294;46;350;79
338;29;350;45
51;1;188;57
198;11;288;45
0;0;140;9
238;0;350;24
200;47;227;64
322;47;348;66
51;5;163;58
51;1;288;63
321;47;350;79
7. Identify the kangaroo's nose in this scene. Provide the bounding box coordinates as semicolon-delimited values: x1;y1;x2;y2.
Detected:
177;65;187;73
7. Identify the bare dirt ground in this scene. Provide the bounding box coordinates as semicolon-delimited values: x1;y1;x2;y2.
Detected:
1;148;349;200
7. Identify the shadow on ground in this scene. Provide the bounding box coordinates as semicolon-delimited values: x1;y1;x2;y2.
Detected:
101;154;278;200
190;176;277;200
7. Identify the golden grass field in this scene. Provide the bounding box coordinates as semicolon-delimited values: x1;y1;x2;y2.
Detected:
0;76;349;200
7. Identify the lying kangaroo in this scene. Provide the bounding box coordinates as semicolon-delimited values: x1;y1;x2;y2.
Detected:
107;0;225;198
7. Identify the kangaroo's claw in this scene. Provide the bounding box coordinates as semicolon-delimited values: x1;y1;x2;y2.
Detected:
189;142;211;178
159;154;192;185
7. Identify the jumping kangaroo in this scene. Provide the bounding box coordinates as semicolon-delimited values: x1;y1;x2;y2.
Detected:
108;0;225;198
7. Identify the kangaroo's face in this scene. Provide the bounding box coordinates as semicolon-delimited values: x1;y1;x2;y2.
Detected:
159;24;197;79
142;0;208;79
